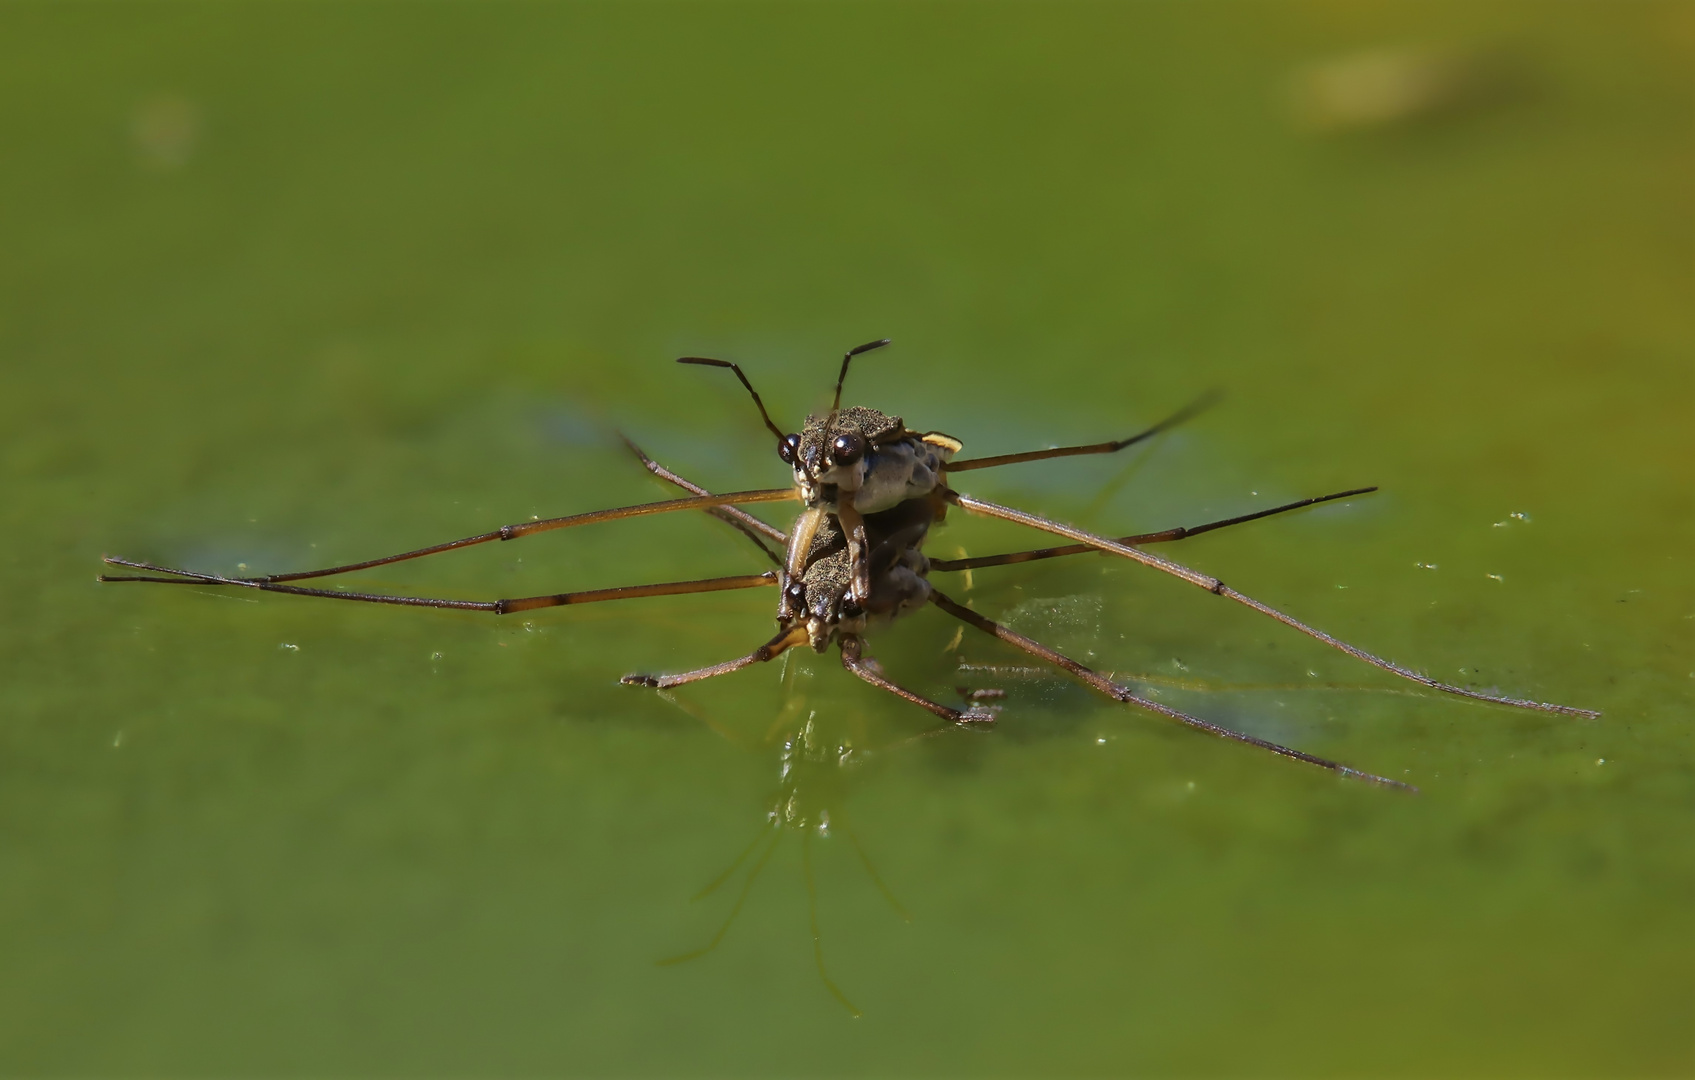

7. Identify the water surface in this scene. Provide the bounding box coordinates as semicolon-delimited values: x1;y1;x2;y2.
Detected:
1;2;1689;1074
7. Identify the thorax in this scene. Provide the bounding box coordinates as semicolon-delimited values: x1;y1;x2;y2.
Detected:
776;492;946;651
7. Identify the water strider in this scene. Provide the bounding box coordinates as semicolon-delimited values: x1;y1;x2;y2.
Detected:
100;339;1598;791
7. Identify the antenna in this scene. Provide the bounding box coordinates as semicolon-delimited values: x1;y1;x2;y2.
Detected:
677;357;787;441
831;339;891;412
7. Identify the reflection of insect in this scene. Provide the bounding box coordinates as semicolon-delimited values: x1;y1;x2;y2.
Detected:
102;340;1598;790
653;661;927;1018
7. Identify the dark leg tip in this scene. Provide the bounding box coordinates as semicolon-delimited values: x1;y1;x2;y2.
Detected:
621;674;660;688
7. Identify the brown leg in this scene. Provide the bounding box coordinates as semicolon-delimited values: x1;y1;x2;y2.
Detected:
944;390;1220;472
929;589;1413;790
944;489;1599;720
783;507;827;579
838;635;994;724
835;502;871;601
100;558;777;614
929;488;1377;572
102;487;798;587
622;626;807;689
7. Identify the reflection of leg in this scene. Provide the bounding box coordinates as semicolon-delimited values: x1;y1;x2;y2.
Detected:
650;689;762;750
930;589;1413;791
838;636;995;724
690;821;780;901
623;626;806;689
659;826;781;966
802;831;863;1018
837;815;911;923
763;678;813;744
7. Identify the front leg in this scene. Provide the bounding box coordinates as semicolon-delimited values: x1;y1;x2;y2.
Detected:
834;502;872;604
623;626;807;689
927;588;1412;789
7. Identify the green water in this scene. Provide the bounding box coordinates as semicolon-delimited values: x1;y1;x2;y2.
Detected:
2;2;1690;1074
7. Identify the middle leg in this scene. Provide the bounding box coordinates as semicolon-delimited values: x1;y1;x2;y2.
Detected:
945;488;1600;719
929;588;1413;790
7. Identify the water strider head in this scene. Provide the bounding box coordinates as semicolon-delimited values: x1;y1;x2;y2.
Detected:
779;406;962;515
679;340;964;515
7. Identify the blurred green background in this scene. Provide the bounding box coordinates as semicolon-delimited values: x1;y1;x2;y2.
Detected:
1;1;1690;1074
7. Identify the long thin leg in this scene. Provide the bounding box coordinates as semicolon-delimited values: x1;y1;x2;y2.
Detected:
622;436;788;564
100;558;778;614
103;487;798;587
802;830;863;1018
945;390;1220;473
956;660;1422;698
838;636;994;724
930;589;1413;790
622;626;808;689
929;487;1376;572
944;490;1600;720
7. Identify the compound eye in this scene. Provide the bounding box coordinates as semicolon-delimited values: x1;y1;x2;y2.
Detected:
778;433;801;465
831;431;865;466
784;579;807;606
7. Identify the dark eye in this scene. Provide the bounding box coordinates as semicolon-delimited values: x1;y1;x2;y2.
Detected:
778;433;801;464
831;431;865;466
